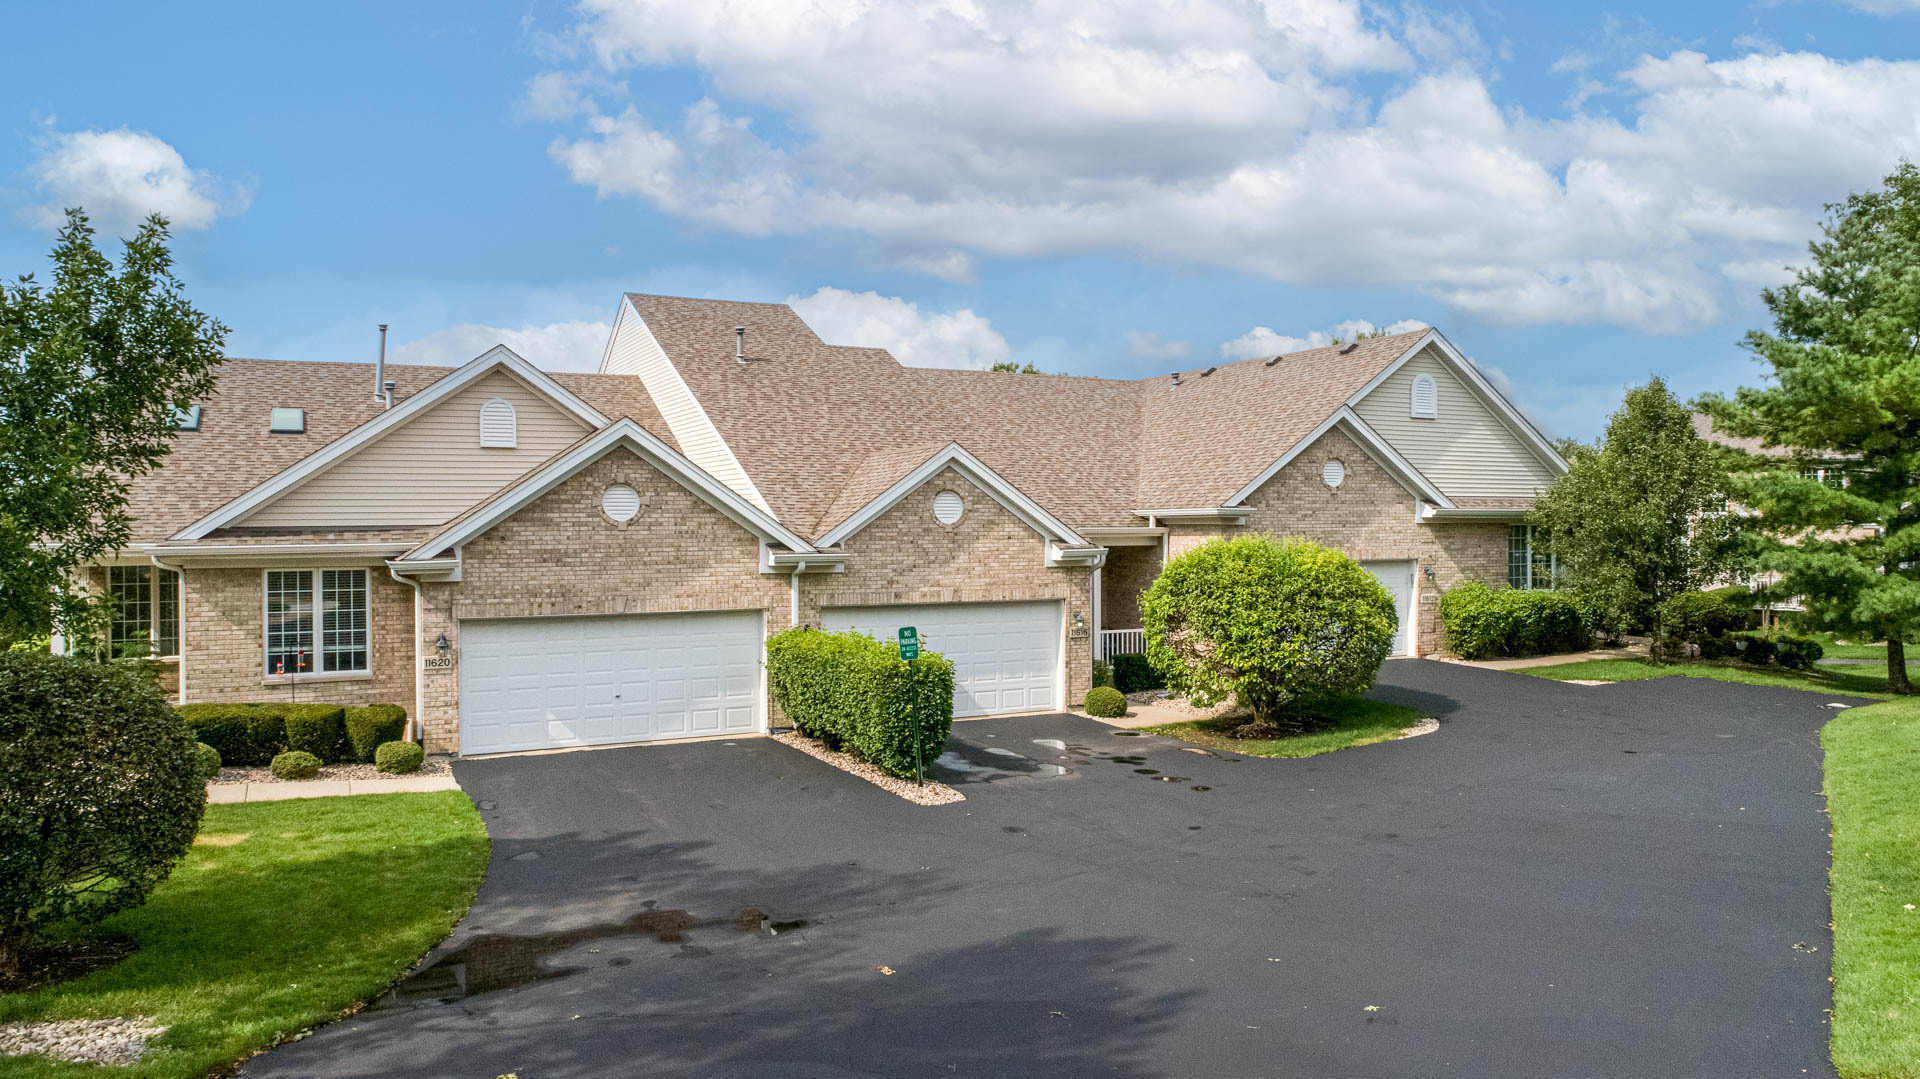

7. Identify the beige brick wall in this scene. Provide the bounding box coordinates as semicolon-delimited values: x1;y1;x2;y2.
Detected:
1159;427;1508;656
803;467;1094;707
179;565;415;709
416;448;791;752
1099;545;1162;631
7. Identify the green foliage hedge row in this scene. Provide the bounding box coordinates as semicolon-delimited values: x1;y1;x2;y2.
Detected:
766;628;956;780
1438;582;1593;660
1657;589;1753;644
175;701;409;765
1699;631;1825;669
1110;652;1166;694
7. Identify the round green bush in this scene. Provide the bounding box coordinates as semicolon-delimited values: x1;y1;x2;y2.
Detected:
0;652;205;976
1083;686;1128;718
269;750;322;781
1439;581;1593;659
1143;535;1396;729
196;741;223;781
374;740;425;775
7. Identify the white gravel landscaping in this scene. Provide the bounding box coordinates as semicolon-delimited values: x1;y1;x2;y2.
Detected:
772;731;965;805
212;754;454;785
0;1016;165;1067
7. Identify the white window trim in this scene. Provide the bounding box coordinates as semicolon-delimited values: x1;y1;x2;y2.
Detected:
1508;525;1558;590
260;568;373;680
479;397;518;448
108;565;181;658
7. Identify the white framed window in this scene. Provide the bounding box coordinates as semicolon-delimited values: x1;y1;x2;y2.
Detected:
1507;525;1558;590
108;565;180;658
479;398;517;447
264;569;369;676
1410;373;1439;418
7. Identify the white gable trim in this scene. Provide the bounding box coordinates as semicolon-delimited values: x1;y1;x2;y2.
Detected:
1224;408;1453;508
1346;330;1567;474
174;346;609;540
399;418;814;562
816;443;1088;549
599;297;774;515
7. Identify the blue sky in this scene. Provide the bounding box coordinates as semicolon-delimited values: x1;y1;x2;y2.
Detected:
3;1;1917;440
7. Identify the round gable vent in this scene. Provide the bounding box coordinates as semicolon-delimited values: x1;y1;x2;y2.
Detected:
1321;460;1345;489
933;490;964;525
602;484;641;522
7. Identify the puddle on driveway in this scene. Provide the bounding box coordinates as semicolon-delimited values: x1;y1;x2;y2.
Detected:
378;905;803;1005
933;740;1070;784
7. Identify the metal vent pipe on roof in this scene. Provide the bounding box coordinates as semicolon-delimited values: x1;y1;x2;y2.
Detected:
375;324;391;408
735;326;747;363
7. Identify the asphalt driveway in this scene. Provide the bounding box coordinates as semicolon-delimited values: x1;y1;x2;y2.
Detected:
244;661;1855;1078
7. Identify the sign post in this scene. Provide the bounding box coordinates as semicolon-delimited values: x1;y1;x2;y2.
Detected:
899;627;922;782
897;626;919;661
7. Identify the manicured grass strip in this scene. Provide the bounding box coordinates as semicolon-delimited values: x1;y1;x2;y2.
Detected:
1826;697;1920;1078
0;791;488;1079
1522;657;1899;700
1141;697;1427;759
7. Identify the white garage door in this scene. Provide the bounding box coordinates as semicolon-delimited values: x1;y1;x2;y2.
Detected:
823;601;1062;717
1363;560;1415;657
458;610;763;755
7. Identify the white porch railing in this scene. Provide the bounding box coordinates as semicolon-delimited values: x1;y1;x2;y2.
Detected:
1100;628;1146;658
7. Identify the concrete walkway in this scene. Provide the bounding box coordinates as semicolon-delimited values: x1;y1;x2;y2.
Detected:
1440;642;1647;670
206;775;461;804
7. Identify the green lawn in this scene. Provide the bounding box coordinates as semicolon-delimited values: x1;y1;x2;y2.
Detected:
1523;657;1902;699
1826;697;1920;1078
1141;697;1428;758
0;791;489;1078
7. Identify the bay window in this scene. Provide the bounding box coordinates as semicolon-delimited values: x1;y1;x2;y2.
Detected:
1507;525;1558;590
265;569;369;676
107;565;179;657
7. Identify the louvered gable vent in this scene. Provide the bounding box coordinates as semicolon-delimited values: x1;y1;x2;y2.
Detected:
1410;373;1439;418
479;398;517;447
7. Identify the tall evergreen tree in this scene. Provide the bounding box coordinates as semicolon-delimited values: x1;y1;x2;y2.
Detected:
1531;377;1741;662
1698;162;1920;693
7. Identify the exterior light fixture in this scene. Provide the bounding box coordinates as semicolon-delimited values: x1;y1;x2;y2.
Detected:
1072;611;1086;630
434;632;451;652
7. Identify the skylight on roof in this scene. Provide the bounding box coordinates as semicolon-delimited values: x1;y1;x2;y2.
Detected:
269;407;305;434
173;404;201;431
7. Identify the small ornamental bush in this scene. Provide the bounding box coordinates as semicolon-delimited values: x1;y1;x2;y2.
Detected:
0;652;205;977
345;704;409;762
1438;582;1593;660
196;741;223;781
1772;635;1825;670
1083;686;1128;718
269;750;322;781
276;704;346;762
374;740;425;774
1142;535;1396;731
1110;652;1166;694
176;702;284;765
766;628;956;779
1657;590;1747;646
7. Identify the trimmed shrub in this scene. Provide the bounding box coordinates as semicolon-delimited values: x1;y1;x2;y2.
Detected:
766;628;956;779
1091;660;1115;689
269;750;322;780
1083;686;1128;718
1439;582;1593;660
345;704;409;762
175;702;284;765
1142;535;1395;729
1708;632;1823;670
195;741;223;781
0;652;205;976
374;740;425;774
1110;652;1166;694
1732;632;1776;665
273;703;346;762
1658;590;1746;645
1773;635;1825;670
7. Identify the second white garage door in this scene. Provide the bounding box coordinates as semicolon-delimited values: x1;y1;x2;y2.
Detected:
823;601;1062;717
1362;560;1416;657
457;610;763;755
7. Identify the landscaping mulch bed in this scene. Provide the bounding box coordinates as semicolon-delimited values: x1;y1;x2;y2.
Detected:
212;754;454;785
0;1015;166;1067
0;935;135;995
771;731;965;805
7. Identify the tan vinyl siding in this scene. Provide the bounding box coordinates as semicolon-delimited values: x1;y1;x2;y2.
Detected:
600;299;773;514
1352;346;1558;500
241;370;593;528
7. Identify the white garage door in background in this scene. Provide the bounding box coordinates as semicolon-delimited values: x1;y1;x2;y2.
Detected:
823;601;1062;717
1362;560;1416;657
458;610;762;755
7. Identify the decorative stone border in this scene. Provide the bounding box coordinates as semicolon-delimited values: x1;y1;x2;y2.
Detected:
771;731;965;806
0;1017;165;1068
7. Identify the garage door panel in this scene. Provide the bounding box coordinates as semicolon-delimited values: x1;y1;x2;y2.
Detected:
1362;561;1414;658
823;601;1061;718
459;611;763;755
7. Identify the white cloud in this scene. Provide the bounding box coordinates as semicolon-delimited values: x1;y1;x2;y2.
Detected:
1124;331;1190;361
1219;318;1425;360
24;127;250;235
388;320;612;372
787;287;1010;369
1838;0;1920;12
532;2;1920;335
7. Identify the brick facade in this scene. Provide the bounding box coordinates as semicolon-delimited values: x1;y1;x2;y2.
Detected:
1099;545;1161;630
180;565;415;709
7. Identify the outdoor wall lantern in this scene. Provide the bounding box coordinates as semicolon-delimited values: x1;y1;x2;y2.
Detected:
434;632;451;653
1072;611;1086;630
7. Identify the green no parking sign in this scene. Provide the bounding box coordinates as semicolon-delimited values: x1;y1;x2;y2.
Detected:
898;626;919;660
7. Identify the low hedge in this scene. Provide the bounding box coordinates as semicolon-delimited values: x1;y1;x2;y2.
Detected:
374;740;424;774
1658;590;1749;644
1701;631;1824;669
1439;581;1593;660
1110;652;1166;694
766;627;956;780
269;750;322;780
1083;686;1127;718
345;704;409;762
175;701;408;764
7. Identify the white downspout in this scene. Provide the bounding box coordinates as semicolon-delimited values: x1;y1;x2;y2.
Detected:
788;561;806;628
388;565;426;744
